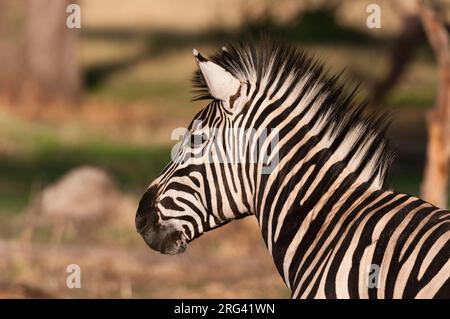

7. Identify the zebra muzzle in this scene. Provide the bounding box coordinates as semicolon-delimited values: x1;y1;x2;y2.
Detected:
136;186;188;255
141;227;188;255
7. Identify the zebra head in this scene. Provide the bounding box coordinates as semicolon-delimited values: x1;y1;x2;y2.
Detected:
136;46;257;254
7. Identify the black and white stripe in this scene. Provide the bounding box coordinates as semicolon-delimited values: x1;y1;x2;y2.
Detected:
137;38;450;298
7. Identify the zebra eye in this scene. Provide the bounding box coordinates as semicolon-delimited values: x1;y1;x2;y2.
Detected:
190;133;207;147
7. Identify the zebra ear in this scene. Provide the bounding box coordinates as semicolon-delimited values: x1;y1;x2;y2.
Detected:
193;49;240;101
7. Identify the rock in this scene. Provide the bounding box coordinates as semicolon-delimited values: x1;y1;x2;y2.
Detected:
30;166;122;225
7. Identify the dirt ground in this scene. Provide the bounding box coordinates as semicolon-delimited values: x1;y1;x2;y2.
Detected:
0;214;289;298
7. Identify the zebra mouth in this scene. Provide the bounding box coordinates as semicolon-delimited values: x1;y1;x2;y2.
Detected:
141;228;188;255
162;236;188;255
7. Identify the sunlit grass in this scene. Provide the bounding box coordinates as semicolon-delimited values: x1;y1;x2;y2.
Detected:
0;111;172;215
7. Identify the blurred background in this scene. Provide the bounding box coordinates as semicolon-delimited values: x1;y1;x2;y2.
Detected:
0;0;449;298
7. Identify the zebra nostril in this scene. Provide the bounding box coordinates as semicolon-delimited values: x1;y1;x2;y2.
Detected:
135;215;148;233
136;185;159;233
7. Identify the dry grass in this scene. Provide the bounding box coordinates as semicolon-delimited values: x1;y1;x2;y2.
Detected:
0;98;188;148
0;215;288;298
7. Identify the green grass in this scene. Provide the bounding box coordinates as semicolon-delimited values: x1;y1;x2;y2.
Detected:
0;191;28;214
96;80;187;102
0;143;171;211
91;79;196;116
0;111;173;214
388;87;436;108
5;143;169;186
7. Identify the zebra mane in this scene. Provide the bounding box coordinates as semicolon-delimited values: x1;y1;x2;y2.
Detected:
192;37;395;188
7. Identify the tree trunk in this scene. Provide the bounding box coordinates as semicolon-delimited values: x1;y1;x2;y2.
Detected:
0;0;82;106
0;0;25;103
24;0;81;105
418;0;450;208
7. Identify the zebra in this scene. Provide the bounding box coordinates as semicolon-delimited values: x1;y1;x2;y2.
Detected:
135;38;450;299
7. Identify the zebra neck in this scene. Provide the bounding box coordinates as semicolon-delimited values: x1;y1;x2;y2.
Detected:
251;126;386;289
256;175;386;288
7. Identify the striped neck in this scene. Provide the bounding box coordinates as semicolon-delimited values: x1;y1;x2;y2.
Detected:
244;86;389;290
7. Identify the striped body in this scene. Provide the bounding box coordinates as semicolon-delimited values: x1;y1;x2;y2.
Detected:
259;180;449;298
136;39;450;298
